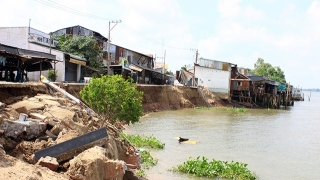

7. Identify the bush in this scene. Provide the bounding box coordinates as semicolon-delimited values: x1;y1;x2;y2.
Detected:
80;75;143;125
47;69;58;82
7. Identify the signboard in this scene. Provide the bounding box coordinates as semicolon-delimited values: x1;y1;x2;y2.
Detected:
70;58;86;66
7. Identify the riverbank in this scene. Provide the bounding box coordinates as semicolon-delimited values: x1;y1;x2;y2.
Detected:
0;82;231;180
0;82;144;180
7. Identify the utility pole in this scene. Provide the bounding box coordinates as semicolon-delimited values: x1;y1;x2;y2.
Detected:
163;50;166;74
107;20;121;75
29;19;31;35
162;50;166;84
191;49;198;86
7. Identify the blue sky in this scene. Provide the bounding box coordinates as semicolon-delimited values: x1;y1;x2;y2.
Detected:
1;0;320;88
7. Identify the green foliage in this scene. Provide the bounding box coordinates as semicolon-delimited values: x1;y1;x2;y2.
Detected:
47;69;58;82
250;58;286;83
140;150;158;169
226;107;247;112
181;65;187;71
54;34;103;69
136;169;146;177
173;156;257;180
195;106;246;113
195;106;211;110
80;75;143;125
119;58;128;65
120;132;165;149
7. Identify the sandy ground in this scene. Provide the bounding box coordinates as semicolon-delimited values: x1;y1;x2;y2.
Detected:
0;154;68;180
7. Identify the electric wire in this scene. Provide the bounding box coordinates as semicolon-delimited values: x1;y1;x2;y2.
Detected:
33;0;191;51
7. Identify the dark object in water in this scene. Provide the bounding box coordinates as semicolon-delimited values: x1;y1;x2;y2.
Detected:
178;137;189;143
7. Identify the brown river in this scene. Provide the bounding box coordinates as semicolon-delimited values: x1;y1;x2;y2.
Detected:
125;92;320;180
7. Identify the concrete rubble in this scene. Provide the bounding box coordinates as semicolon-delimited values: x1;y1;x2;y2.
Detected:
68;146;126;180
36;156;59;171
0;92;143;180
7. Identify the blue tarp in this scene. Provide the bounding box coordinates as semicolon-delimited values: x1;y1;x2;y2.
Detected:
278;84;286;91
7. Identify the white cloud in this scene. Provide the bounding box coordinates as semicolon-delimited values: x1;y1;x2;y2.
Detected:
198;37;221;58
218;0;242;18
218;0;264;20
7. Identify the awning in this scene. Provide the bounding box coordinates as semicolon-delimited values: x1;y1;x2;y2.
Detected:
129;64;143;72
65;54;87;66
70;58;86;66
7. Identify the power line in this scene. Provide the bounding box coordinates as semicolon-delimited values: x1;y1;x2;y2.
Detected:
34;0;112;20
33;0;191;51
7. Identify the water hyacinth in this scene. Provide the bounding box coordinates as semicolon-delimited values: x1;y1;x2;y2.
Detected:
195;106;247;113
173;156;257;180
120;132;165;149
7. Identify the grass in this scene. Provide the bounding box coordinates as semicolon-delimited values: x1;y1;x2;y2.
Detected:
120;132;165;149
172;156;258;180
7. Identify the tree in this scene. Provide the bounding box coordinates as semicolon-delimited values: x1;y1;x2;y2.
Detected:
181;65;187;71
250;58;286;83
54;34;104;69
80;75;144;125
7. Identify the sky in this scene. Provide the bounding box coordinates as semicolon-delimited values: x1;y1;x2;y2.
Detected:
1;0;320;88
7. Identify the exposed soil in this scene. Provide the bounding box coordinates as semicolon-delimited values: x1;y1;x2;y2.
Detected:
0;82;231;180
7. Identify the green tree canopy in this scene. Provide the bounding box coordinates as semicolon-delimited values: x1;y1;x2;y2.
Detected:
80;75;143;125
250;58;286;83
54;34;103;68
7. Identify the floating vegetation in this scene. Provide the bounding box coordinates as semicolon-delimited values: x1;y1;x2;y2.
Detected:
195;106;211;110
195;106;247;113
136;169;146;177
140;150;158;169
226;107;247;112
172;156;258;180
120;132;165;149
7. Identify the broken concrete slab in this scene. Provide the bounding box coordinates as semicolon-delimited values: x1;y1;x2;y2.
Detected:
41;99;61;106
67;146;108;180
34;94;58;101
45;130;57;139
15;106;27;114
43;106;75;120
56;130;79;144
0;119;47;140
34;127;108;162
29;113;47;120
50;124;65;136
67;146;126;180
63;118;89;135
11;100;45;111
37;156;59;171
105;160;127;180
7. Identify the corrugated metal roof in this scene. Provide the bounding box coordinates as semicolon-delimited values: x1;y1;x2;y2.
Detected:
198;57;233;71
248;75;264;81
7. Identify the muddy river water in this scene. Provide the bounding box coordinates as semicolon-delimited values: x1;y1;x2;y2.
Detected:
125;92;320;180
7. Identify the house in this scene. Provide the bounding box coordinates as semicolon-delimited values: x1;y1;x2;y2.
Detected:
0;27;86;82
194;58;235;100
230;67;251;104
247;73;294;108
178;69;193;86
52;25;171;84
0;43;56;82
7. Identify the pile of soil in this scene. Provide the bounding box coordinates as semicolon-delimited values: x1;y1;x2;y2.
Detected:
0;84;141;180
